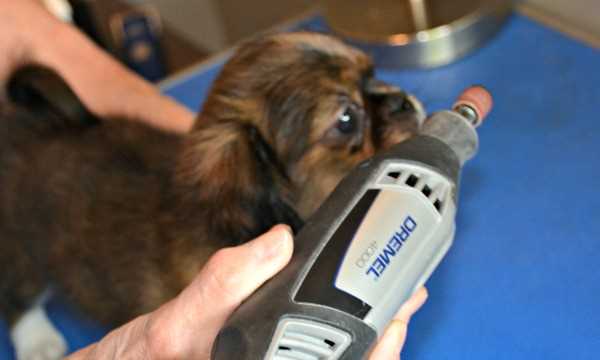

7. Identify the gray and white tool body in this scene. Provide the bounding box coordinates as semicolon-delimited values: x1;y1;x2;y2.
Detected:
212;87;492;360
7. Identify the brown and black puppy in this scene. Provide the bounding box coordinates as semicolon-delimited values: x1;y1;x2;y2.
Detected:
0;32;424;359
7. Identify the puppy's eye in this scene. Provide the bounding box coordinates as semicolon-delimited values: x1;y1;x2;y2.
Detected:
336;106;360;134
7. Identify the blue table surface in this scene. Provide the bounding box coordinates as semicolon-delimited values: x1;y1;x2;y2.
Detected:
2;13;600;359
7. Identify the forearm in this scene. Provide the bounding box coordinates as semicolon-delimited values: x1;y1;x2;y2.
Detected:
32;22;194;133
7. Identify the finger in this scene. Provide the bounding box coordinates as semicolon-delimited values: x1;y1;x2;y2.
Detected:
145;225;294;358
394;287;428;323
368;288;428;360
368;319;408;360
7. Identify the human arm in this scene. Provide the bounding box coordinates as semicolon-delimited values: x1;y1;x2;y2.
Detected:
0;0;194;133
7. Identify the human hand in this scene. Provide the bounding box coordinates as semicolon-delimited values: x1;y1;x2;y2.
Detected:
0;0;63;84
68;225;295;359
69;225;426;359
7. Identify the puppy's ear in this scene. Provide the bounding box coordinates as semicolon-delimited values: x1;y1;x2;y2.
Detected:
7;65;98;127
174;120;303;244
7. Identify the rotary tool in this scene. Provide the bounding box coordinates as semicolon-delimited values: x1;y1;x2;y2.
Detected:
212;86;493;360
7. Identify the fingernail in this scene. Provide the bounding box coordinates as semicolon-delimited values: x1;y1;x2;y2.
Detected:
259;225;293;260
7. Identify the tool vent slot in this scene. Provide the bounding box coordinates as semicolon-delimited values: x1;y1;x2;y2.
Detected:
380;168;451;214
267;319;351;360
405;174;419;186
387;171;400;179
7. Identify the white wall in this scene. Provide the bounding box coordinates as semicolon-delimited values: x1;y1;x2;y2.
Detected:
525;0;600;37
127;0;228;52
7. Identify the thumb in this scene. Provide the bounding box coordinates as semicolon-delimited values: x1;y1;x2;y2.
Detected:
189;224;294;314
145;225;294;359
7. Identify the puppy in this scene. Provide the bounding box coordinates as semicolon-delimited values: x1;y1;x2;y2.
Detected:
0;32;424;359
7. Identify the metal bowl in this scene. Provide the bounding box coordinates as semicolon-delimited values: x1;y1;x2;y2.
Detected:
323;0;512;68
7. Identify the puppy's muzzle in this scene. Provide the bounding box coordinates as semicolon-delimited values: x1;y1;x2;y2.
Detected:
381;93;425;127
365;78;426;134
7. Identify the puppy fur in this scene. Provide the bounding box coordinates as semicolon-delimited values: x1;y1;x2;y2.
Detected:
0;33;424;327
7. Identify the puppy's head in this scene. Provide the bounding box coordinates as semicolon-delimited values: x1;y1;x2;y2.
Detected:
181;32;424;235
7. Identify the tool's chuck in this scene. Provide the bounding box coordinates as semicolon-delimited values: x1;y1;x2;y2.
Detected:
453;86;493;128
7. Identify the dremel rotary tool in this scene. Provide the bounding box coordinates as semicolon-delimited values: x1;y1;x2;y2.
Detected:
212;86;493;360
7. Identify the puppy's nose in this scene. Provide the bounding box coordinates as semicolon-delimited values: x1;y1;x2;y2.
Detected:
384;93;426;127
385;93;415;114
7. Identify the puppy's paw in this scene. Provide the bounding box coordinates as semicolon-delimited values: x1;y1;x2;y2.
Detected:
15;339;66;360
10;306;67;360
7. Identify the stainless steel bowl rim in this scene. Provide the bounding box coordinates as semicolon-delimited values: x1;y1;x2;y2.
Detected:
327;1;512;45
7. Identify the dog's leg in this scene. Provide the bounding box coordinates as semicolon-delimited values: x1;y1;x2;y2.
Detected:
0;238;65;359
9;291;67;360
